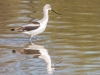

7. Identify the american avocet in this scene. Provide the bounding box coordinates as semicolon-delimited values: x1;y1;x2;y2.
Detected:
12;43;54;74
11;4;60;42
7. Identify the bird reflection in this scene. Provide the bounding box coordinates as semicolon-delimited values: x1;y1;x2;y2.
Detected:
12;43;54;74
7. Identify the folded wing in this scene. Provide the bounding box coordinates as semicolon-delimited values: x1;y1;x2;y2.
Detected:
11;22;40;32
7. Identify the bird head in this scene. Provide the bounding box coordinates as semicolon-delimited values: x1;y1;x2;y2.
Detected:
44;4;51;10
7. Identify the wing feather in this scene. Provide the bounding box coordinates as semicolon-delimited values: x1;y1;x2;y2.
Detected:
16;22;40;32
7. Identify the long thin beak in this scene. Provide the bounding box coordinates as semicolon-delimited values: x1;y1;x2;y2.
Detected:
51;10;61;15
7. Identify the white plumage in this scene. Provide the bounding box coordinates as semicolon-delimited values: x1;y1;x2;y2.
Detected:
11;4;60;42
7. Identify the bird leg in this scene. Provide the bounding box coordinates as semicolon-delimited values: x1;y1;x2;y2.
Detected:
29;35;39;45
29;35;33;43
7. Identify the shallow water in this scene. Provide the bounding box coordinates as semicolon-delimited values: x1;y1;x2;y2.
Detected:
0;0;100;75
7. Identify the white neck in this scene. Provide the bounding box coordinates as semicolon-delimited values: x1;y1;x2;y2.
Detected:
47;61;52;72
43;9;49;19
39;9;49;24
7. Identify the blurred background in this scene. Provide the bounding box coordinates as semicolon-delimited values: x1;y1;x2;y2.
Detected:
0;0;100;75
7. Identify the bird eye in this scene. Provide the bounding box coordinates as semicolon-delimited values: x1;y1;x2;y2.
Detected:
49;5;51;8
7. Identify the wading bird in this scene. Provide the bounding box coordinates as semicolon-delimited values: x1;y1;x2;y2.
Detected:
11;4;60;42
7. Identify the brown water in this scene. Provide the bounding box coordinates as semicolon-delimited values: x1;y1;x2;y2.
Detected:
0;0;100;75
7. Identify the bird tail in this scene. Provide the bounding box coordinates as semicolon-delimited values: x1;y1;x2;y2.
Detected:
11;27;23;32
11;29;15;31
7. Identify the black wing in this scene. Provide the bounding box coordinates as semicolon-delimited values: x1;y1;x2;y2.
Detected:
11;22;40;32
23;25;40;31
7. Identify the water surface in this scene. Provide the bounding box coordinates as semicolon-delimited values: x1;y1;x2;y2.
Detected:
0;0;100;75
